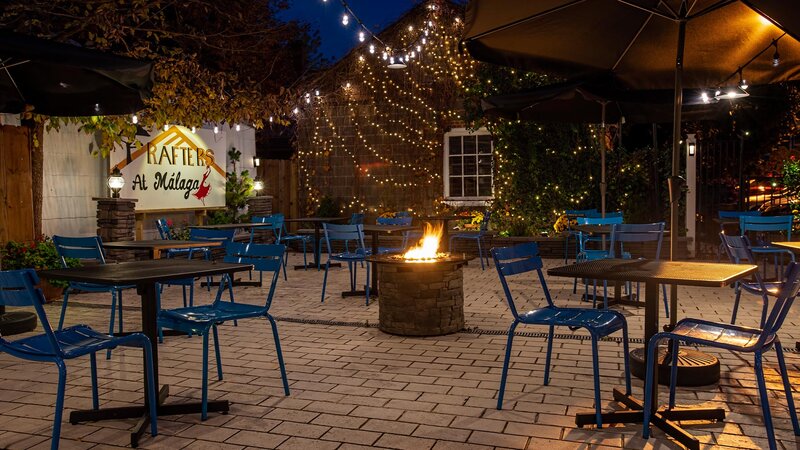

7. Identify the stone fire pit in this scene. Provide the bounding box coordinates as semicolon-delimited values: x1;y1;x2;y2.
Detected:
368;254;468;336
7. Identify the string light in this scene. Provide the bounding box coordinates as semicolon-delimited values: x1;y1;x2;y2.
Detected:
131;114;138;124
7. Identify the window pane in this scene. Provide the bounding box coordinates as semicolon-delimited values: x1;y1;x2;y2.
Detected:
478;135;492;154
477;156;492;175
463;136;477;154
463;155;477;175
464;177;478;196
449;177;462;197
478;176;492;197
449;136;462;155
449;156;462;175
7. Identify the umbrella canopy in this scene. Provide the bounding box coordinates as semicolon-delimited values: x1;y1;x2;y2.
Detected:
463;0;800;261
0;32;153;116
463;0;800;90
480;75;725;123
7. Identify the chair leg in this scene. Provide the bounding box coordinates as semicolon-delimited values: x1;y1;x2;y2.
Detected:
282;251;288;281
564;234;570;264
201;332;209;421
212;325;223;381
365;261;370;306
731;287;742;325
57;289;70;330
476;237;485;270
759;292;769;329
621;324;631;395
590;335;602;429
182;285;188;308
302;240;308;270
267;314;290;396
107;291;117;360
225;275;238;327
497;321;519;410
89;353;99;410
754;351;778;450
188;283;194;308
668;339;679;409
661;284;669;318
774;341;800;436
50;360;67;450
117;290;124;334
321;261;330;302
544;324;555;385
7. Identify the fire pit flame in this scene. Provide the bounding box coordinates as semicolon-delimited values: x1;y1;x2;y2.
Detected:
403;222;446;262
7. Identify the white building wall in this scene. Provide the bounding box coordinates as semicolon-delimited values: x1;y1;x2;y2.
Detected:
42;124;106;237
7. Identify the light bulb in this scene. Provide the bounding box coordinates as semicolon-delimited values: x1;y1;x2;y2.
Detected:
416;45;421;52
293;107;299;114
342;14;349;25
131;114;138;124
191;126;196;133
163;124;168;131
213;125;219;134
422;37;427;45
739;78;748;90
369;44;375;53
269;116;273;122
315;89;320;96
235;124;241;131
701;92;710;103
358;31;365;42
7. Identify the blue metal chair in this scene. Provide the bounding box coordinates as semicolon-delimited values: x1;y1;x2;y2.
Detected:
642;262;800;450
318;213;364;268
190;228;236;290
251;214;291;280
375;216;413;254
0;269;158;449
716;211;761;260
491;243;631;428
264;213;311;270
53;235;135;359
720;233;779;327
573;216;623;301
155;218;204;258
563;208;598;264
157;243;290;420
449;211;491;270
739;215;795;279
321;223;370;305
610;223;670;317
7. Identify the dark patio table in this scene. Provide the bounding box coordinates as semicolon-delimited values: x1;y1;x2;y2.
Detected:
283;217;347;270
548;258;757;450
102;239;222;260
39;259;252;448
343;224;419;298
188;223;273;231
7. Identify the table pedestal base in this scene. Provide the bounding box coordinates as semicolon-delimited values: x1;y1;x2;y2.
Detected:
575;388;725;450
68;385;229;447
0;310;37;335
630;347;720;386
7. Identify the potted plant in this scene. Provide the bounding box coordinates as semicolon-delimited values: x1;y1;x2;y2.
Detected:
0;236;80;300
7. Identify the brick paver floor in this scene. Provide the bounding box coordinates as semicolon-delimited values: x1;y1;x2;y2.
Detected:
1;253;800;449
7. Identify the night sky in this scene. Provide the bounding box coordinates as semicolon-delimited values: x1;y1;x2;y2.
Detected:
281;0;421;61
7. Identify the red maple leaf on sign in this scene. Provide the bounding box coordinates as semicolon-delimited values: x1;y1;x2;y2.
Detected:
193;166;212;205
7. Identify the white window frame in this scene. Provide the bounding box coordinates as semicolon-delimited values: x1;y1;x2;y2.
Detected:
443;127;494;207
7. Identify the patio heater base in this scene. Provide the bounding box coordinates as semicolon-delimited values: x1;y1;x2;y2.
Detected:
0;309;37;335
629;346;720;386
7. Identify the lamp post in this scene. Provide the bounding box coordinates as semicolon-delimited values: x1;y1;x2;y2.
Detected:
107;168;125;198
253;178;264;196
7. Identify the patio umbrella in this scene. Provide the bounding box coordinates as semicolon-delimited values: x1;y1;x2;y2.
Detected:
480;74;729;215
0;31;153;116
462;0;800;260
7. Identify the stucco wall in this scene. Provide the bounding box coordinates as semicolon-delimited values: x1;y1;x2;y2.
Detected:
42;124;106;237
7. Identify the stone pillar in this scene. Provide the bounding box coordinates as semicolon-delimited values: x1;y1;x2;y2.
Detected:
93;197;138;261
247;195;273;218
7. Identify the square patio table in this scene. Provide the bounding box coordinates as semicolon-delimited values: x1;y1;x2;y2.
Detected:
39;259;252;448
548;258;757;450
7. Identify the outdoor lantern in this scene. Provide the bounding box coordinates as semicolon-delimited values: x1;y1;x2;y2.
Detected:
687;134;697;157
107;168;125;198
253;156;261;168
388;55;407;69
688;142;696;156
253;177;264;194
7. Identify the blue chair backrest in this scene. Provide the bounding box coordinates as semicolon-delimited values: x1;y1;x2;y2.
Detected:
189;228;236;243
565;208;598;216
586;211;623;219
719;210;761;219
490;243;554;321
376;217;412;226
739;215;793;241
323;223;366;252
349;213;365;225
53;235;105;266
155;218;170;240
761;262;800;340
478;211;491;232
251;215;284;238
0;269;60;356
221;243;284;310
609;222;665;259
577;216;623;226
720;233;759;264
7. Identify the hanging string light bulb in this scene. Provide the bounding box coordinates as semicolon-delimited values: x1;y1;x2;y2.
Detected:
342;14;349;26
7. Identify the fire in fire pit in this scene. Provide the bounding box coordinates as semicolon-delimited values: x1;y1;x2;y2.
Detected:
402;222;446;262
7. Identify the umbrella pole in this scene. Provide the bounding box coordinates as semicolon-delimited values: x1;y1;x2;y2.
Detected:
601;102;607;218
670;15;687;263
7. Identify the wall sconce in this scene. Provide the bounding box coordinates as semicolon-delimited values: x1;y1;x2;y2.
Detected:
688;143;696;156
107;168;125;198
253;157;261;168
687;134;697;157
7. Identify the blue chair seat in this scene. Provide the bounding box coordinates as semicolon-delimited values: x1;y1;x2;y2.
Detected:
519;306;625;334
6;324;138;359
330;250;367;261
740;280;782;297
668;318;770;349
159;302;265;331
